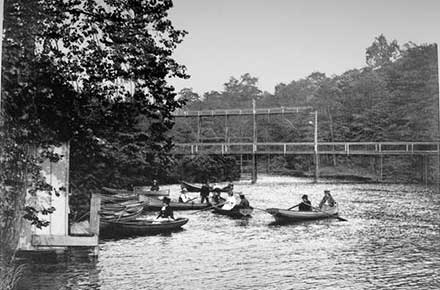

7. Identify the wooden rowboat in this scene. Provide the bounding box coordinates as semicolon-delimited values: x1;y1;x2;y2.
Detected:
101;217;189;236
181;181;202;192
182;181;233;193
266;205;339;223
212;206;253;218
139;196;210;211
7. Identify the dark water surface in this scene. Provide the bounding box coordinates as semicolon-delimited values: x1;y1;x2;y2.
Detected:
19;176;440;289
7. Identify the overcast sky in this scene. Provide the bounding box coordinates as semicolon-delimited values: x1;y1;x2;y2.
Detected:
168;0;440;94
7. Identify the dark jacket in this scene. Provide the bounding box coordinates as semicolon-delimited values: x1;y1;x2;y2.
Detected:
238;198;250;208
299;200;312;211
157;205;174;219
200;185;210;197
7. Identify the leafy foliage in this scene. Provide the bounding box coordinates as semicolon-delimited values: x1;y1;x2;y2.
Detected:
1;0;187;262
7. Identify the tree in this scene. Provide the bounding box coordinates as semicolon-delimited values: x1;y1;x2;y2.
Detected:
1;0;188;271
366;34;401;69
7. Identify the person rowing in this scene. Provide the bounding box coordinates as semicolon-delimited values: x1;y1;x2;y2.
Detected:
156;197;175;221
319;190;336;209
235;193;250;209
288;194;312;211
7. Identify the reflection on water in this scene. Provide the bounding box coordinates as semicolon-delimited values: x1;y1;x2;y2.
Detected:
18;176;440;289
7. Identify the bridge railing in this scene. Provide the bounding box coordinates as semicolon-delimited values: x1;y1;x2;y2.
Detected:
171;142;439;155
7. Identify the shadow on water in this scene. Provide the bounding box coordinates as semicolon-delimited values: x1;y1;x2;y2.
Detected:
100;228;186;241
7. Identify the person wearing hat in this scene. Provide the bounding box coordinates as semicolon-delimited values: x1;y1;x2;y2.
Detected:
236;193;250;209
288;194;312;211
211;188;225;205
150;179;160;191
200;181;210;204
319;190;336;209
156;197;175;220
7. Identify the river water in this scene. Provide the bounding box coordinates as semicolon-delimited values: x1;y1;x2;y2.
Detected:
18;176;440;289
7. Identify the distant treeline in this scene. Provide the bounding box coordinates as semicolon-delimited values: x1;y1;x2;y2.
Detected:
173;35;439;182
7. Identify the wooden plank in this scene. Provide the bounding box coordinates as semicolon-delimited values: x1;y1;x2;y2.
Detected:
89;193;101;236
32;234;98;247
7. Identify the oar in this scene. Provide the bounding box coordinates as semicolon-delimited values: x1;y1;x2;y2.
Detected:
186;196;199;203
312;206;348;222
252;207;270;213
190;201;226;214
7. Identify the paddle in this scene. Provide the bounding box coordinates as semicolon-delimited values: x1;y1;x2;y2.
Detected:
311;205;348;222
190;201;226;214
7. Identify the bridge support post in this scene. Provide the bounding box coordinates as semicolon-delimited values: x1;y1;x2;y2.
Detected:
251;154;257;184
251;99;257;184
313;111;319;182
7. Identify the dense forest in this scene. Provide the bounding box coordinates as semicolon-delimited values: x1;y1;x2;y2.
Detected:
173;35;439;183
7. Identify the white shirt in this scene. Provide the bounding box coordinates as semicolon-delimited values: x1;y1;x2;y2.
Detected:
222;195;237;210
180;192;189;203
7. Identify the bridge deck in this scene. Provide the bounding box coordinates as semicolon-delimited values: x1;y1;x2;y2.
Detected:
172;142;439;155
172;106;313;117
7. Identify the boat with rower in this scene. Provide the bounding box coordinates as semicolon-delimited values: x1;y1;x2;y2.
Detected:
212;206;253;218
101;217;189;236
139;196;210;211
266;204;339;223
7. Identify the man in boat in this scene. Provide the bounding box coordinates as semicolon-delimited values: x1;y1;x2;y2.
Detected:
319;190;336;208
288;194;312;211
178;186;190;203
221;191;237;210
211;188;225;205
200;181;210;204
150;179;160;191
156;197;175;220
235;193;250;209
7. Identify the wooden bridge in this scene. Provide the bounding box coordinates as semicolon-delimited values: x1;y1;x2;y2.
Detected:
172;105;440;183
172;142;439;156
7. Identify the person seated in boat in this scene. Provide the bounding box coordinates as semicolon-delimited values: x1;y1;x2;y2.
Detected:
225;180;234;193
211;188;225;205
150;179;160;191
222;191;237;210
319;190;336;209
156;197;175;220
178;187;190;203
288;194;312;211
200;181;210;204
235;193;250;209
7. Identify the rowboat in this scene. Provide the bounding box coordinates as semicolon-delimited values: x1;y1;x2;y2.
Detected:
99;201;146;231
182;181;233;193
101;217;189;236
133;187;170;197
212;206;253;218
181;181;202;192
139;196;210;211
266;204;339;223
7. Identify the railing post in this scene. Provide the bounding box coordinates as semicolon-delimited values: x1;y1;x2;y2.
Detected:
284;143;286;155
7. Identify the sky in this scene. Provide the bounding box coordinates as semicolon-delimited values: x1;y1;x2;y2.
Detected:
168;0;440;95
